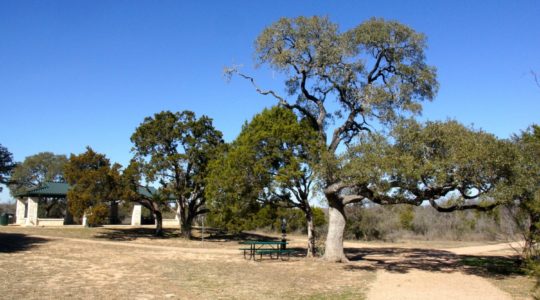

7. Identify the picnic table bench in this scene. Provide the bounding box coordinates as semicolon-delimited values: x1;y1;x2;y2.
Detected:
239;240;295;261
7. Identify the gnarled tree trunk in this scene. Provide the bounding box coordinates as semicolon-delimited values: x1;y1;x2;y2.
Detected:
176;201;193;239
153;210;163;236
323;193;348;262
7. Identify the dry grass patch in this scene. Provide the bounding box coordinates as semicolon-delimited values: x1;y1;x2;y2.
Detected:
0;229;374;299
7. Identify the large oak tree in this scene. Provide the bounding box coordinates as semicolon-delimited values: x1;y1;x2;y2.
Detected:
131;110;223;239
232;16;511;261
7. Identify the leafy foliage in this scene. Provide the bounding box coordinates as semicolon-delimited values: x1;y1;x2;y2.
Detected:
505;125;540;294
206;202;326;234
206;106;323;255
64;147;122;226
0;144;16;191
207;106;319;217
232;16;440;261
8;152;67;196
343;120;515;210
131;110;223;238
250;16;437;152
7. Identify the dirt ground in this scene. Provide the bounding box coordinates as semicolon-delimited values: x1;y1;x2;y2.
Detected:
0;226;534;299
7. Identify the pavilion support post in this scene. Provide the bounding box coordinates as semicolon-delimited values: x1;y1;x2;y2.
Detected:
131;204;142;226
25;197;39;226
82;213;88;227
15;198;26;225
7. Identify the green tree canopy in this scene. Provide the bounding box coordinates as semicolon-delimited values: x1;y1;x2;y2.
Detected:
131;110;223;238
504;125;540;259
0;144;16;191
206;106;322;255
64;147;122;226
230;16;438;261
8;152;67;197
343;120;515;210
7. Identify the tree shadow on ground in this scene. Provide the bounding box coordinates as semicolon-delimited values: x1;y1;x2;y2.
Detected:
205;231;282;242
343;247;525;280
93;228;183;241
93;227;280;243
0;232;49;253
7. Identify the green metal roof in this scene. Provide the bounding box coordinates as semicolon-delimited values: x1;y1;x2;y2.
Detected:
15;182;160;199
15;182;70;197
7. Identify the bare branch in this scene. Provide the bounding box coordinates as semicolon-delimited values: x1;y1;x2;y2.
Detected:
367;49;386;84
232;71;320;129
238;73;288;104
342;194;366;205
427;198;499;212
532;70;540;88
300;70;327;132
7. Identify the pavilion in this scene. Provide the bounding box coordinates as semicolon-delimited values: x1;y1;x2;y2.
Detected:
14;182;177;227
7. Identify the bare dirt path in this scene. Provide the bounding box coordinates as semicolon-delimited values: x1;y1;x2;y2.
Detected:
442;241;524;255
365;242;523;300
367;269;512;300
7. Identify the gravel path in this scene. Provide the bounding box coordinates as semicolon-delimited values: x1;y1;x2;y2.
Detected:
367;269;512;300
366;242;520;300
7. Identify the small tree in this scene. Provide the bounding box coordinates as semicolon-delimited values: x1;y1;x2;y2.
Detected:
131;111;223;238
64;147;122;226
0;144;16;191
207;106;321;256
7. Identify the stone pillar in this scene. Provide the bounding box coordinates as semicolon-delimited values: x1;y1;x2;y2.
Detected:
82;213;88;227
25;197;39;226
131;204;142;226
15;198;26;225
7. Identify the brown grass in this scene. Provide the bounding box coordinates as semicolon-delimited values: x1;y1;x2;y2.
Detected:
0;226;373;299
0;226;534;299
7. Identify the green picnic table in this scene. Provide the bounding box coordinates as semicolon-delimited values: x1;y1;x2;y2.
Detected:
239;240;294;261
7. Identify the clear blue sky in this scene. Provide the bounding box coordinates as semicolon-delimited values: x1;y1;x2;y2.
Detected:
1;1;539;201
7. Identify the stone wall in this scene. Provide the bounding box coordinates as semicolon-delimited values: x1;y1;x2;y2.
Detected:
36;218;65;226
162;219;179;227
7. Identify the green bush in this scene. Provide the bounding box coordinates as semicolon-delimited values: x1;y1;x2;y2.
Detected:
207;202;326;234
85;204;109;227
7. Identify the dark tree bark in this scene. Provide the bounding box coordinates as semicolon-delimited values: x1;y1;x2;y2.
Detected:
153;210;163;237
